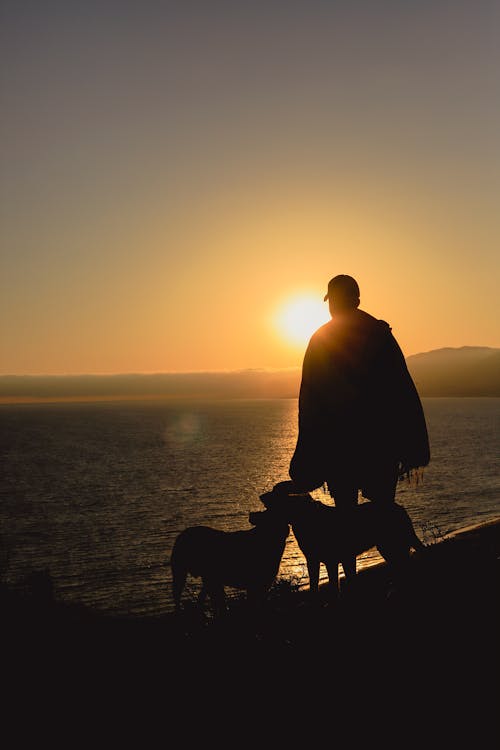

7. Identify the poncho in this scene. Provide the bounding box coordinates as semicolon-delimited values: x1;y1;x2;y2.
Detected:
289;308;430;491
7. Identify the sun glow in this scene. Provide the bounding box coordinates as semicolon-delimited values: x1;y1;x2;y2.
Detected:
274;294;330;348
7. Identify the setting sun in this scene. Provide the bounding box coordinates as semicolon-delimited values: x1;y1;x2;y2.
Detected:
274;294;330;348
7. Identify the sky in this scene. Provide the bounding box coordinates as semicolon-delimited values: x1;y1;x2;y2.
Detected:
2;0;499;375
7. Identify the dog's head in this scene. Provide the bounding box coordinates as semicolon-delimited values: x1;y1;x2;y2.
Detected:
249;509;268;526
259;481;314;520
248;509;290;538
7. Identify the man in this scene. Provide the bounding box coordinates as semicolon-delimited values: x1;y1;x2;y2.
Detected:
289;274;430;578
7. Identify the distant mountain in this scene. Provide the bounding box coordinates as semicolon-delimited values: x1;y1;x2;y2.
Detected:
406;346;500;397
1;347;498;402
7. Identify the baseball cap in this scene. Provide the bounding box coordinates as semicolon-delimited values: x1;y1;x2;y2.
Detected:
323;274;360;302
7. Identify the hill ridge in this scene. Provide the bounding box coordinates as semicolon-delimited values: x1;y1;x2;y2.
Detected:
1;346;499;401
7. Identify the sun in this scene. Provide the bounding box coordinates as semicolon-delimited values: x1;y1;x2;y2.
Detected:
274;294;330;348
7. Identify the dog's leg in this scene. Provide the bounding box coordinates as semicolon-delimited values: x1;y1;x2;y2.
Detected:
172;566;187;612
209;584;226;617
307;558;320;596
341;555;357;582
410;532;426;553
339;555;358;600
401;509;426;553
197;582;208;609
246;587;267;631
325;560;340;600
378;545;413;598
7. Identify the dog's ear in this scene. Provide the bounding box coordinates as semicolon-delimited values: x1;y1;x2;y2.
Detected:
272;480;299;496
259;491;274;508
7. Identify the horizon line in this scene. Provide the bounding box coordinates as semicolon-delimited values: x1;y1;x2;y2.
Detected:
1;344;499;378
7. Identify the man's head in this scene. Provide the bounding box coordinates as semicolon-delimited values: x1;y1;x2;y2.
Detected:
324;274;360;312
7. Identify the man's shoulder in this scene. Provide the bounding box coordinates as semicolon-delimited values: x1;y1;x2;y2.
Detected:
307;310;394;349
356;308;392;332
309;319;335;342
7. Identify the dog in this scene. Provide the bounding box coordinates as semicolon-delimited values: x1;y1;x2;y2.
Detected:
260;480;425;599
170;509;290;615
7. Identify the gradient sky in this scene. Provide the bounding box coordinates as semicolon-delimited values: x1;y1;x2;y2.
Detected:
2;0;499;375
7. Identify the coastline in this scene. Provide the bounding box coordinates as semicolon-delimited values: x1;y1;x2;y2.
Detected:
3;516;498;738
4;517;498;655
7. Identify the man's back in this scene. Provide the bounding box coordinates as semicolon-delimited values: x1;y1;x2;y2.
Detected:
301;308;395;413
290;277;430;492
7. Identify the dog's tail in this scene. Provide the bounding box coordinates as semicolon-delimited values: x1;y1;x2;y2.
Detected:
407;523;427;553
412;536;427;553
395;504;427;553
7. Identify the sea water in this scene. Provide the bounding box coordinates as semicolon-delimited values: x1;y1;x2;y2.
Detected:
1;397;499;616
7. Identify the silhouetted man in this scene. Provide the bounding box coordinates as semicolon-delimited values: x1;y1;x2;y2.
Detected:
289;274;430;579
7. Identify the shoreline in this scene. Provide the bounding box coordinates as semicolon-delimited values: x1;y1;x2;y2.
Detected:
3;516;499;639
3;515;498;732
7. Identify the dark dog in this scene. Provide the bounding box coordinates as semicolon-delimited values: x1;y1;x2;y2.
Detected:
170;509;289;615
260;481;425;599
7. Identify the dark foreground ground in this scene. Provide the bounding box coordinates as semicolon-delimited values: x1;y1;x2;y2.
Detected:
3;519;499;741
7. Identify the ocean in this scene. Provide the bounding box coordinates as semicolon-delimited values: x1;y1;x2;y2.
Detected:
1;397;499;617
